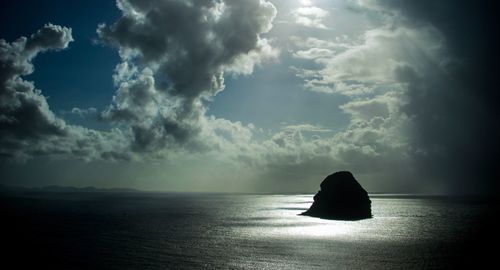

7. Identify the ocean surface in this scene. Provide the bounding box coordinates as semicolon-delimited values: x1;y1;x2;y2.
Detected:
2;192;496;269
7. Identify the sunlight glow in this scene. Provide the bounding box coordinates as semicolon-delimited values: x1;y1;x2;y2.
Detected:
299;0;313;6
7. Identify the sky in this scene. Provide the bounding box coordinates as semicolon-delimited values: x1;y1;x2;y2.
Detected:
0;0;498;195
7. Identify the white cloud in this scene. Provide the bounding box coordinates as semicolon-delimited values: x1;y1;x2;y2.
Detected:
281;123;332;133
290;6;330;29
340;91;403;122
291;26;445;95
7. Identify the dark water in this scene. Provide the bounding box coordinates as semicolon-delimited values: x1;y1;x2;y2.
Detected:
2;192;497;269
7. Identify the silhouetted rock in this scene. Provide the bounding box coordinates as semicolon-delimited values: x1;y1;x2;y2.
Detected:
301;171;372;220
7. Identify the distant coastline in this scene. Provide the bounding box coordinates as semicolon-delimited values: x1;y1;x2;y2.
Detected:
0;184;139;193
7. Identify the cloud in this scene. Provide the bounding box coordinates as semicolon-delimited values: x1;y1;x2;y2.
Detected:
281;123;332;133
340;92;402;122
0;24;132;162
60;107;98;118
241;115;415;192
290;36;353;54
98;0;278;153
290;6;330;29
292;26;446;95
0;24;73;159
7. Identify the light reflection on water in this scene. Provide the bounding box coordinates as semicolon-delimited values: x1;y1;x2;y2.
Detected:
228;195;481;243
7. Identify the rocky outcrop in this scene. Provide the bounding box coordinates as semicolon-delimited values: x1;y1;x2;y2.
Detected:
301;171;372;220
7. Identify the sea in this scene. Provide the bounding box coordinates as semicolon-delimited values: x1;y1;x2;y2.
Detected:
2;191;497;269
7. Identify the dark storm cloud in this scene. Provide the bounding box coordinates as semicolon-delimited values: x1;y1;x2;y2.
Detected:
376;0;500;195
98;0;276;152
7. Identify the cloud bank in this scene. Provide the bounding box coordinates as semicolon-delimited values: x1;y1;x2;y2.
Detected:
1;0;279;162
1;0;497;195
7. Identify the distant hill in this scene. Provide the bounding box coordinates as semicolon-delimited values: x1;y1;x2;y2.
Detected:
0;184;139;193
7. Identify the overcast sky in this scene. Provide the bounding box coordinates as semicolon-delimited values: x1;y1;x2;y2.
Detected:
1;0;498;194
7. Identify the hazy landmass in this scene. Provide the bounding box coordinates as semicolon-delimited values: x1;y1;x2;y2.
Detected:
0;184;139;193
